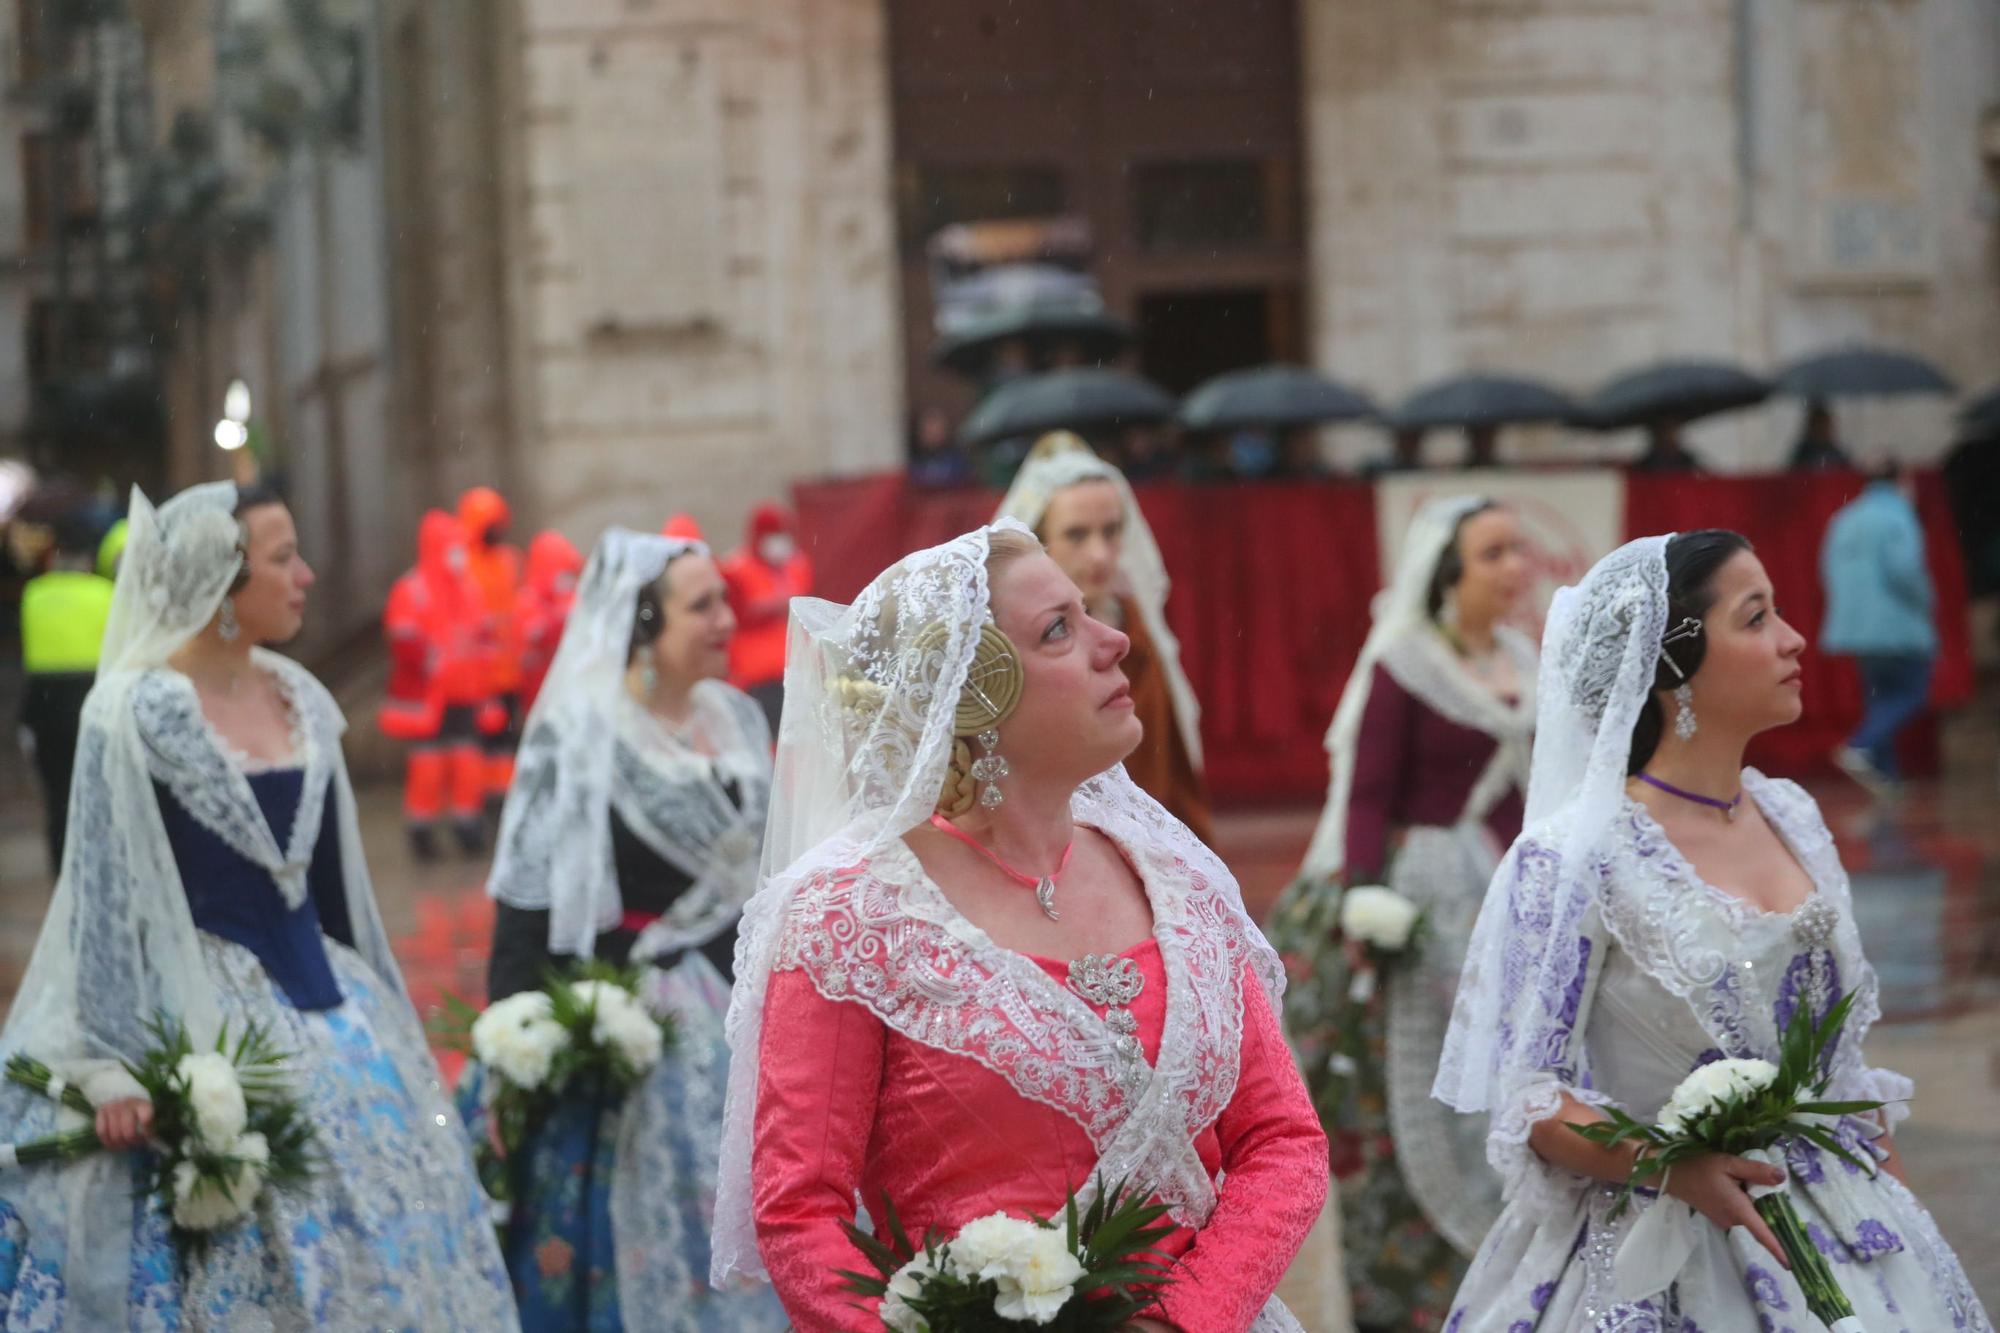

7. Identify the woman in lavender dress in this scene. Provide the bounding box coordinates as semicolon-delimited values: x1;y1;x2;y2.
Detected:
1433;530;1990;1331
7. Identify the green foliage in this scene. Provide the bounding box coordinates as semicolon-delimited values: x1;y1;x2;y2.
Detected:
439;966;676;1236
837;1176;1177;1330
1566;996;1883;1325
4;1014;319;1267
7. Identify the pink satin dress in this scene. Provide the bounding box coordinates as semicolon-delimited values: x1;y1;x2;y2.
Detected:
751;932;1328;1332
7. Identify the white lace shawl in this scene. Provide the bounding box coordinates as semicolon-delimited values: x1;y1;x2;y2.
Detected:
1451;771;1909;1222
609;684;772;961
771;772;1282;1215
1299;493;1536;882
486;527;727;956
995;445;1204;767
0;486;407;1325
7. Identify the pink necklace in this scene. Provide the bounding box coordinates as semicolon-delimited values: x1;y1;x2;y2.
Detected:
927;814;1072;921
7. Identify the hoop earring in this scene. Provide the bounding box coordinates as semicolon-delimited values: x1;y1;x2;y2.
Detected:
1673;683;1698;741
218;598;240;644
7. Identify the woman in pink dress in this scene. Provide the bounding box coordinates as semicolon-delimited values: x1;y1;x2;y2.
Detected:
711;521;1328;1332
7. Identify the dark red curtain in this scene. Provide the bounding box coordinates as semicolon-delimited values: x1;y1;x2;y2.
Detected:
1625;472;1972;776
795;472;1971;805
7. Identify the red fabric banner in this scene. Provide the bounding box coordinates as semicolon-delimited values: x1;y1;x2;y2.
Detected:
1625;470;1971;777
793;472;1971;805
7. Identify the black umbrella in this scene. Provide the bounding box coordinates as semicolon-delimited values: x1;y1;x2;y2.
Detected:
1776;347;1957;400
1386;373;1576;431
1177;364;1376;432
958;369;1176;447
935;303;1133;378
1577;359;1771;431
1958;383;2000;442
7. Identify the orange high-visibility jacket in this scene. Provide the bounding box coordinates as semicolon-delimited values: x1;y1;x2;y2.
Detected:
458;487;525;697
720;502;812;690
380;510;489;738
516;530;583;712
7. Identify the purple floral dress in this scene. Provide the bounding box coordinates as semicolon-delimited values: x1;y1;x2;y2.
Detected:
1441;772;1991;1332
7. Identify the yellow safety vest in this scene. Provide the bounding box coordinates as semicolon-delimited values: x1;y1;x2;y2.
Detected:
21;570;113;674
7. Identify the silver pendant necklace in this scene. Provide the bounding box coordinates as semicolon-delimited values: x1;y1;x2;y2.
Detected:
928;813;1072;921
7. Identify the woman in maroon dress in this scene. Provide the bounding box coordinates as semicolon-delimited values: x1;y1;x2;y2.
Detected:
1269;495;1536;1331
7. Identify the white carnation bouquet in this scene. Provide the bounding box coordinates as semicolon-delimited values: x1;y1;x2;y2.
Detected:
3;1017;316;1260
1335;885;1424;1004
1314;883;1427;1105
438;964;673;1223
838;1177;1176;1330
1568;993;1893;1333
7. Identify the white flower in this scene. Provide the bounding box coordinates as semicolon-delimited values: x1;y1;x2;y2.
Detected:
560;980;666;1074
174;1052;247;1147
597;1002;665;1073
946;1212;1044;1281
880;1253;938;1333
472;991;567;1090
945;1214;1083;1325
1339;886;1421;952
231;1131;270;1169
988;1229;1085;1325
1657;1058;1779;1136
169;1154;263;1231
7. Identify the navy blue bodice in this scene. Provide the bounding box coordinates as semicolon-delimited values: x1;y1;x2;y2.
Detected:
155;767;355;1010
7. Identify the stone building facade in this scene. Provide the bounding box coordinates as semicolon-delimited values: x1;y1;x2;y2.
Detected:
93;0;2000;648
1301;0;2000;469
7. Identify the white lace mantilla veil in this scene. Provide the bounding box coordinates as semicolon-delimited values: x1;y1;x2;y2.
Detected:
709;521;1294;1328
995;437;1204;767
486;527;769;961
1432;535;1673;1172
1297;493;1536;882
0;481;408;1323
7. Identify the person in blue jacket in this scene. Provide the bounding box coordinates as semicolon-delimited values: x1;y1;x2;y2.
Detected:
1820;464;1938;794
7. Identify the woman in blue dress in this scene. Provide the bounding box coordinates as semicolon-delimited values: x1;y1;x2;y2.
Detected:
467;527;788;1332
0;480;517;1330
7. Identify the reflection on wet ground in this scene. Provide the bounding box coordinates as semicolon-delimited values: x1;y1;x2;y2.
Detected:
2;766;1995;1308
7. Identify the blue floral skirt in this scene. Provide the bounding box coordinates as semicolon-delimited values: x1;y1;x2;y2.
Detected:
0;936;517;1331
456;953;788;1333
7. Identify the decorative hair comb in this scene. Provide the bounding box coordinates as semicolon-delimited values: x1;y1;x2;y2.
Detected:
1659;616;1703;680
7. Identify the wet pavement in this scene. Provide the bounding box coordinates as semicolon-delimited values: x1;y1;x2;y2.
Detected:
3;739;1996;1311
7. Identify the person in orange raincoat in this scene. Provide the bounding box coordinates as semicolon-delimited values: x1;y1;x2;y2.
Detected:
515;530;583;713
381;510;495;859
457;486;525;805
718;500;811;734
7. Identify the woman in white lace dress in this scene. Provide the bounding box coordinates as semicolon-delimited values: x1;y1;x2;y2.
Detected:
0;481;516;1330
471;527;789;1331
1433;529;1991;1331
711;521;1329;1331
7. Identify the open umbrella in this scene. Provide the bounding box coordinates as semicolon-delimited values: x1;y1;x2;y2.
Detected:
1957;383;2000;442
1386;373;1576;431
1577;359;1771;430
958;368;1176;447
1177;364;1376;432
935;301;1133;378
1776;347;1957;399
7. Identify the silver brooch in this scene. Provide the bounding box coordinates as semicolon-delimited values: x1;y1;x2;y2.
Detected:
1791;895;1840;950
1067;953;1146;1062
